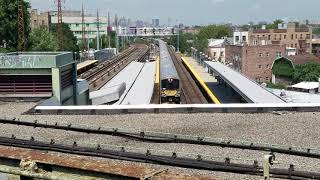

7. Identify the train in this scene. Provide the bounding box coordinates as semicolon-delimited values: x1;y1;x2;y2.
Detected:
158;40;181;103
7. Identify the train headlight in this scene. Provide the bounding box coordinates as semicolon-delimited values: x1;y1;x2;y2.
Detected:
175;93;180;97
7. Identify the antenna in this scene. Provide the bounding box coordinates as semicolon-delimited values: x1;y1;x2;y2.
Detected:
17;0;25;51
57;0;64;50
81;4;87;52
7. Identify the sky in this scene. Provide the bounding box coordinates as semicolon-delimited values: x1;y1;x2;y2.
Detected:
27;0;320;26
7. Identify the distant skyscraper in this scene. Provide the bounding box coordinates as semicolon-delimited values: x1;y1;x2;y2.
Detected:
114;14;118;27
135;20;144;28
152;19;160;27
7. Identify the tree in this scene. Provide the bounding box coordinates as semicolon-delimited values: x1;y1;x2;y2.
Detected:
266;19;284;29
194;25;231;52
293;63;320;82
166;25;232;54
29;28;58;51
50;23;79;53
0;0;31;51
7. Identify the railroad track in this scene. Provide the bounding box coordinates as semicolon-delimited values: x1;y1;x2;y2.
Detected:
1;118;320;179
168;47;207;104
1;117;320;159
80;44;150;90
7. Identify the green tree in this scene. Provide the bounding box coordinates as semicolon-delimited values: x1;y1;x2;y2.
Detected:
194;25;231;52
0;0;31;51
50;23;79;53
313;28;320;36
167;25;231;54
29;28;58;51
266;19;284;29
293;63;320;82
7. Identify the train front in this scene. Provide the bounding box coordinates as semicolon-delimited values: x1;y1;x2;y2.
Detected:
161;78;181;103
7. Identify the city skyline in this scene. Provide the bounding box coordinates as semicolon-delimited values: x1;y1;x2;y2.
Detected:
27;0;320;26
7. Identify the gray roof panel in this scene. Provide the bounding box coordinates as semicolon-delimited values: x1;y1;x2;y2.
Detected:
205;61;284;103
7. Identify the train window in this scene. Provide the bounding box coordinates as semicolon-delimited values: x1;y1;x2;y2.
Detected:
162;80;179;90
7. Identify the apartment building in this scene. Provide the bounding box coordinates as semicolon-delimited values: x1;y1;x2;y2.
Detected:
225;44;286;83
50;11;108;42
30;9;51;30
249;23;312;54
233;23;312;54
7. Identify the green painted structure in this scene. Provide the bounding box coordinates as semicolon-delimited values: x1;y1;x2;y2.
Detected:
0;52;89;105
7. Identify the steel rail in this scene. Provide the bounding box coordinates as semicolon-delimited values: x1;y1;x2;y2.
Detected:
0;136;319;179
80;46;136;80
1;118;320;159
168;46;207;104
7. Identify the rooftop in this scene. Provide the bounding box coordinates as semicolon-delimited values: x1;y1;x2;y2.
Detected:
0;52;74;69
204;61;285;103
291;82;319;90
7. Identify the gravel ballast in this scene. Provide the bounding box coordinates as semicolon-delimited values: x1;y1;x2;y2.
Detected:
0;101;320;179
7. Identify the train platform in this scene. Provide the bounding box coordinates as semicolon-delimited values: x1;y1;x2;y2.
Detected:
205;61;285;104
77;60;98;74
181;57;228;104
98;61;156;105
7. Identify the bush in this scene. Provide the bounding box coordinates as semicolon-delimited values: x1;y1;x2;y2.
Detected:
266;82;287;89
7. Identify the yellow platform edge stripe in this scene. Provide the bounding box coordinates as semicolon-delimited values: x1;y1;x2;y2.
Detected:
77;60;98;70
181;57;221;104
155;55;160;84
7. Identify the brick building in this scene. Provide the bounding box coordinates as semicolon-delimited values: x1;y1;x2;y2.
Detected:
225;44;286;83
30;9;51;30
249;23;312;54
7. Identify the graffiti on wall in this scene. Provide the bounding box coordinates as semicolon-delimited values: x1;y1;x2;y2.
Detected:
0;55;42;68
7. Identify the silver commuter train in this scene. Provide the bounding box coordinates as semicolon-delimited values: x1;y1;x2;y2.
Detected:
158;40;181;103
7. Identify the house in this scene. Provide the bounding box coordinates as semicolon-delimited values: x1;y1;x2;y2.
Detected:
207;38;231;64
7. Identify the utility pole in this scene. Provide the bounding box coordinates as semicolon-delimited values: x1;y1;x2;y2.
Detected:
17;0;25;51
107;12;111;48
81;4;87;53
96;9;100;50
57;0;64;51
115;14;119;52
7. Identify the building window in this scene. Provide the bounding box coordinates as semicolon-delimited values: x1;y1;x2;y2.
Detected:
259;53;263;57
213;52;216;57
300;34;303;39
258;65;262;69
235;36;240;42
306;34;311;39
242;36;246;42
291;34;294;40
296;34;298;39
276;52;282;57
266;77;269;81
86;24;89;27
279;34;282;40
268;35;271;40
274;34;277;40
34;20;37;24
266;64;269;68
266;52;270;57
220;51;224;57
76;24;79;27
284;35;286;40
42;20;45;26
